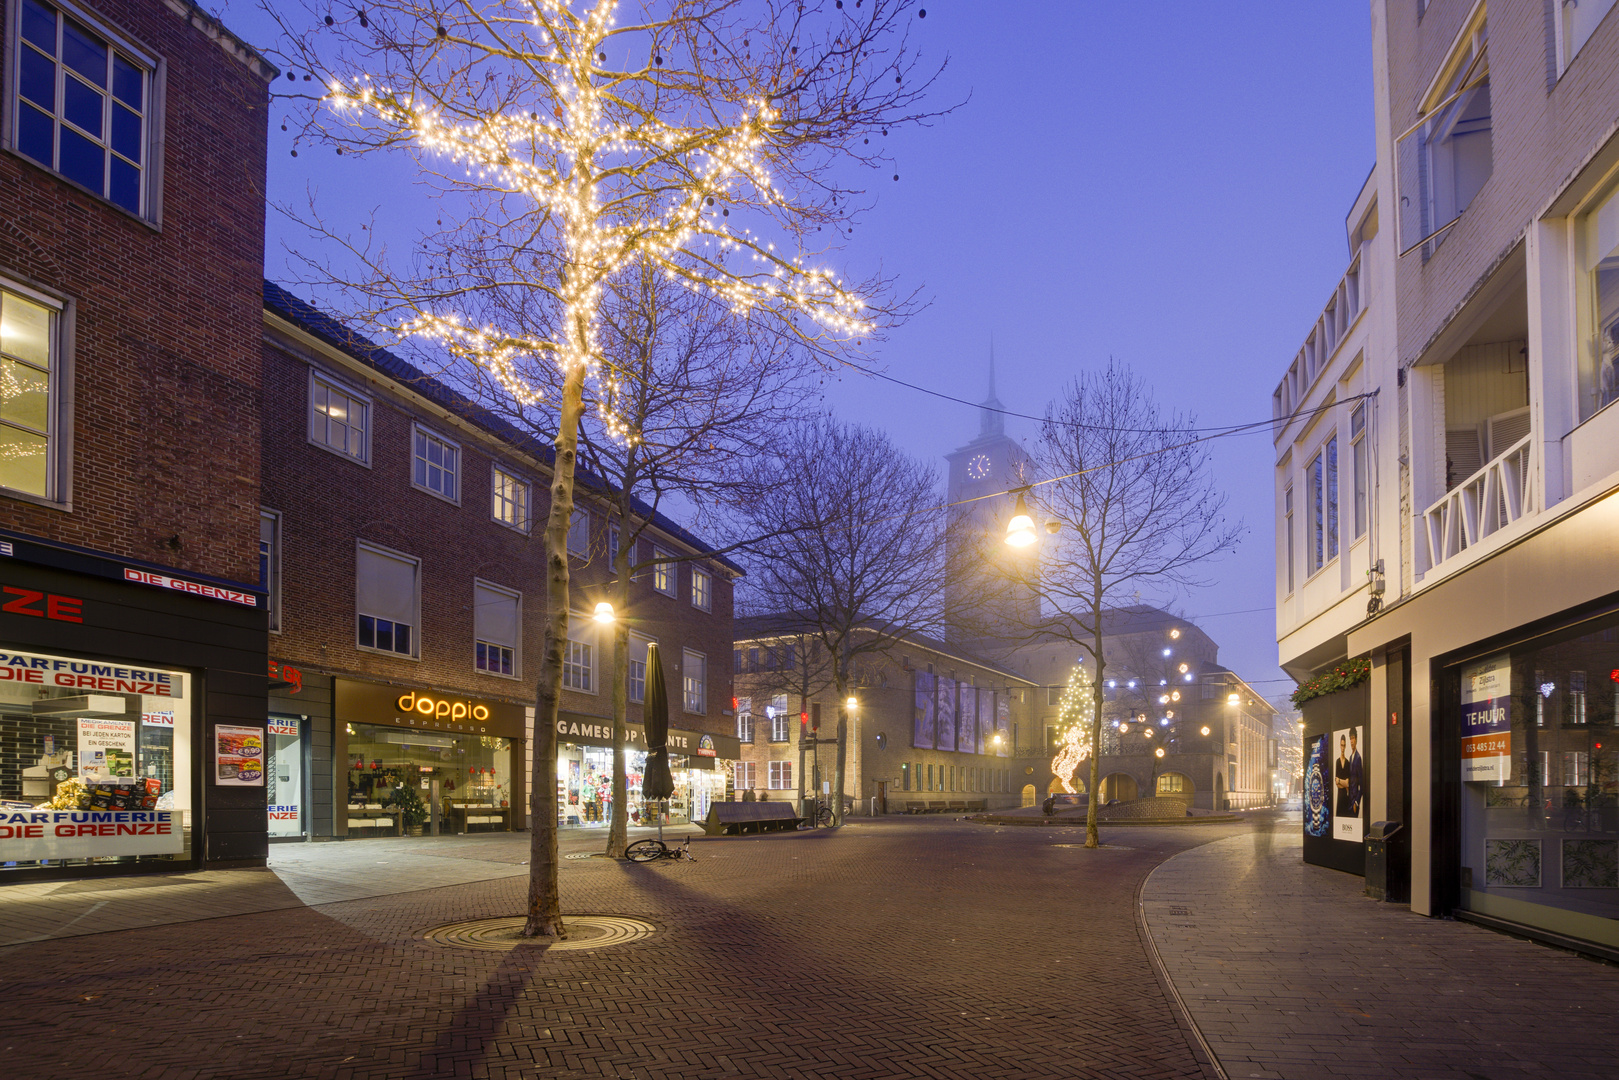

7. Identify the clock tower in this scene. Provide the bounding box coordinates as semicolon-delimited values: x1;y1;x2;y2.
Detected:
943;353;1040;644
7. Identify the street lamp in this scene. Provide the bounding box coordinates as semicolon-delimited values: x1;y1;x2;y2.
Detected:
846;696;859;711
1005;492;1036;548
593;601;615;624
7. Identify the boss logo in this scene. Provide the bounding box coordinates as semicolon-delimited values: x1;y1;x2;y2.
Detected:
396;692;491;722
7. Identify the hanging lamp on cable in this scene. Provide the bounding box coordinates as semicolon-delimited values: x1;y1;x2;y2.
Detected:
1006;490;1036;548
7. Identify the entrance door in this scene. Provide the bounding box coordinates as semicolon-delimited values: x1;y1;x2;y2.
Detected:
266;715;306;838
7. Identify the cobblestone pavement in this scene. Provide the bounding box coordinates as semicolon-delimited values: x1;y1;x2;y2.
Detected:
1;819;1237;1080
1142;811;1619;1080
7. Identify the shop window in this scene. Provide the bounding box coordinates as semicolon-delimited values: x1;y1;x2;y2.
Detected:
259;509;281;633
682;649;705;714
733;760;756;790
356;542;418;658
563;634;593;692
491;465;529;532
473;580;520;678
1157;772;1191;795
12;0;154;216
345;723;511;835
567;509;589;556
768;760;792;789
691;566;711;611
412;425;459;503
0;283;64;501
652;547;675;596
309;370;369;463
0;647;192;872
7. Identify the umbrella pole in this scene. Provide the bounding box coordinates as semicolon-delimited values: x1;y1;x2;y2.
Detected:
658;800;665;844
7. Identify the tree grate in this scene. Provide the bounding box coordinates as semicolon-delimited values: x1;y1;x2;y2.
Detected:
421;915;655;952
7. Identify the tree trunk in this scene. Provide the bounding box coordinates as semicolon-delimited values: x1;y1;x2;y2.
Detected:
523;361;588;939
1085;615;1105;849
834;709;848;825
605;526;633;860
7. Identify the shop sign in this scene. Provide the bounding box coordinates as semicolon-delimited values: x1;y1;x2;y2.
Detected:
267;719;299;737
267;805;299;822
697;734;717;758
0;809;182;860
335;679;524;738
269;660;303;694
398;691;491;722
141;710;175;727
123;568;258;607
1461;653;1511;783
0;650;182;696
215;725;265;786
1;584;83;622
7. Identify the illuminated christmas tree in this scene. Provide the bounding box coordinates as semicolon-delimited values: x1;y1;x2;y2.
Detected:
1050;666;1094;795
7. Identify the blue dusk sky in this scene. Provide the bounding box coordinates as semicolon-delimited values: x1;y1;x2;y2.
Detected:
222;2;1375;695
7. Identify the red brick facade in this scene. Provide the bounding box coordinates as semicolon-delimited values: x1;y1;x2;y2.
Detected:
0;0;270;582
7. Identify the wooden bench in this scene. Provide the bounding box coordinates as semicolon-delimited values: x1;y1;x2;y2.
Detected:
925;800;949;813
703;801;802;836
966;800;987;812
902;801;927;814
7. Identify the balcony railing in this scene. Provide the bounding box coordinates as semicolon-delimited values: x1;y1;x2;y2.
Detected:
1420;433;1535;572
1273;249;1368;422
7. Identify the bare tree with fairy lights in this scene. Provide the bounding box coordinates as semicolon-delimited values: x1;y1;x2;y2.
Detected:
267;0;947;938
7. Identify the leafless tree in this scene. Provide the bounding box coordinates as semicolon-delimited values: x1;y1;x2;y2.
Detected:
965;361;1240;847
264;0;946;937
732;417;943;823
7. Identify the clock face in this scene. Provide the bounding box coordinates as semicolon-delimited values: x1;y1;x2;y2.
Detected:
967;454;991;480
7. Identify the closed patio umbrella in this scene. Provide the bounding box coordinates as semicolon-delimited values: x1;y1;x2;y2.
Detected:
641;643;675;832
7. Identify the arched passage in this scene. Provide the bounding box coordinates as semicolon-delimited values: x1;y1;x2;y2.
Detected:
1155;772;1192;796
1100;773;1138;803
1021;784;1036;807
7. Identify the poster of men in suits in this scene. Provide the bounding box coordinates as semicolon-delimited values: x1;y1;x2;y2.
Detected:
1332;725;1365;843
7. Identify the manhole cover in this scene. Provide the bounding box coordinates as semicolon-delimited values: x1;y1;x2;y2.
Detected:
422;915;655;952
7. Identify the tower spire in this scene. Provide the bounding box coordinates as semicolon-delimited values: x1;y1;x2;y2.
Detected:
979;338;1005;438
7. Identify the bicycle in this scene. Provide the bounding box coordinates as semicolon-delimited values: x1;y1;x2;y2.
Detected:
625;835;695;863
801;799;836;828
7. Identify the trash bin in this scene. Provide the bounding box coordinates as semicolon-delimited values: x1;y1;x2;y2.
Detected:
1365;820;1403;901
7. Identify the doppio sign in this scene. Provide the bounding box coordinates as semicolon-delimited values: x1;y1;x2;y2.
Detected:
397;692;491;723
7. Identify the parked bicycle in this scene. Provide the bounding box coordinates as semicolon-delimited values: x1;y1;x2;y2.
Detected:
625;835;695;863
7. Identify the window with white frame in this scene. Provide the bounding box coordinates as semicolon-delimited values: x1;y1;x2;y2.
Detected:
1569;671;1588;725
563;624;594;692
628;633;652;703
309;371;369;463
1564;751;1590;789
652;547;675;596
0;283;62;500
608;523;620;566
12;0;153;217
682;648;705;714
491;465;529;531
1047;687;1062;707
567;509;589;556
259;510;281;633
733;760;756;790
770;710;791;743
473;580;520;678
1579;180;1619;419
1350;404;1368;539
1395;13;1490;256
412;425;459;502
1309;437;1338;573
736;698;754;743
768;760;792;789
356;542;418;657
1557;0;1617;74
1283;484;1295;593
691;565;711;611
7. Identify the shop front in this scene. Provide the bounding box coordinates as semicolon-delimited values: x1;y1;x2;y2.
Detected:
0;530;268;882
333;679;526;838
555;711;737;828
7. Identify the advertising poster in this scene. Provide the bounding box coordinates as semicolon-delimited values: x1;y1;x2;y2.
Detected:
912;671;935;749
996;694;1011;754
215;724;265;786
77;718;136;783
979;690;995;754
935;677;956;754
1331;725;1365;844
959;687;979;753
1305;734;1330;838
1461;653;1512;783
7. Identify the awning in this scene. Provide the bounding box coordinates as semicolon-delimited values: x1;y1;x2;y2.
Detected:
555;712;742;769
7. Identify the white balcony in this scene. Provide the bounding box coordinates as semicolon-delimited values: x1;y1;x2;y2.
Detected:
1273;250;1368;424
1420;432;1535;573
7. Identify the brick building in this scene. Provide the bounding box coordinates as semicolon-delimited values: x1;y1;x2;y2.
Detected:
261;284;740;842
1274;0;1619;959
732;617;1035;815
0;0;272;880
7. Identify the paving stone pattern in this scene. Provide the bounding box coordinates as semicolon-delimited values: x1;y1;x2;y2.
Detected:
1142;812;1619;1080
0;819;1233;1080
